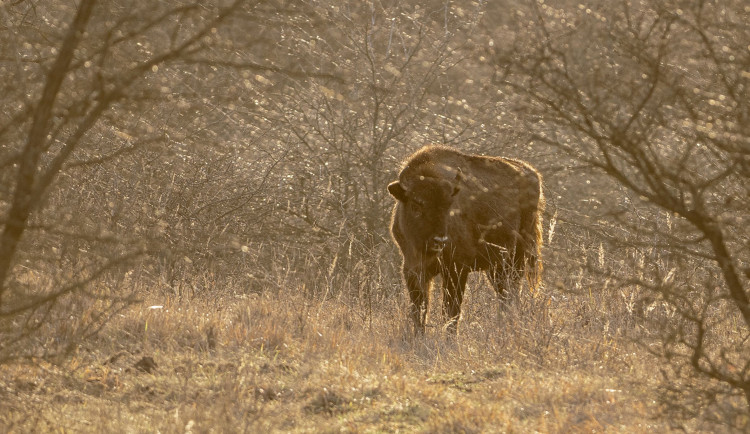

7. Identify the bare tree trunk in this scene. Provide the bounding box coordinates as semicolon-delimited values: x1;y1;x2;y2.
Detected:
0;0;97;304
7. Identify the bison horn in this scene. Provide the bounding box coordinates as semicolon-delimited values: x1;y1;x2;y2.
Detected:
452;168;462;196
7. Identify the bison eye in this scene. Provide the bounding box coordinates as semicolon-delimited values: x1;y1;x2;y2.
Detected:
409;200;425;217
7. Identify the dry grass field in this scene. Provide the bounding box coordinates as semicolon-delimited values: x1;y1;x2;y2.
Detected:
0;270;677;433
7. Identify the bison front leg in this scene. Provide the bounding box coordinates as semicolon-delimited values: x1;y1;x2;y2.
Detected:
441;267;469;334
404;267;433;335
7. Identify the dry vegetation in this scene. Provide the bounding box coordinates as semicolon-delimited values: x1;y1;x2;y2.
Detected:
1;0;749;432
2;266;672;433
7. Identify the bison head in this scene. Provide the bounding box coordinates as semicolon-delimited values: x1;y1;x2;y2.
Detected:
388;171;461;254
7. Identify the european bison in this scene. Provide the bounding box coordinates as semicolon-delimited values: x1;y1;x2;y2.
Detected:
388;145;544;334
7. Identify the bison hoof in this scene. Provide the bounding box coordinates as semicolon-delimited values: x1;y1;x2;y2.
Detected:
409;320;426;336
443;319;459;335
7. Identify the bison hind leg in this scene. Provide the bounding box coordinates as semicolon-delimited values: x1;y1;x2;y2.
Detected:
486;255;523;306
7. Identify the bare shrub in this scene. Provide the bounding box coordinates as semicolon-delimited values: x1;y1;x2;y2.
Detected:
496;0;750;421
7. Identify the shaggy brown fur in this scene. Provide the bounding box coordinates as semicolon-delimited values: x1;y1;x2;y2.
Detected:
388;145;544;334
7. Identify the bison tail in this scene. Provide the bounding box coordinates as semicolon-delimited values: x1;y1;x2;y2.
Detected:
525;207;544;293
522;182;545;293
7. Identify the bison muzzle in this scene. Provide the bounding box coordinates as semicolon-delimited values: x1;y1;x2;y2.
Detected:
388;145;544;335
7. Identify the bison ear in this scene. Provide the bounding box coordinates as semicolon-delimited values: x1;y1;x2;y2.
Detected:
388;181;407;202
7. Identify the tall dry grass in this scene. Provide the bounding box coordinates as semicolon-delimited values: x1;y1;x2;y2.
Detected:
0;240;678;433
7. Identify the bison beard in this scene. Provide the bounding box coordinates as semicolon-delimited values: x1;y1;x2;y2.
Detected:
388;145;544;335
